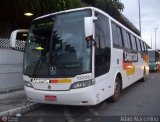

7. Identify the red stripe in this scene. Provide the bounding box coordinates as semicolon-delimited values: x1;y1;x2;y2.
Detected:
51;80;58;83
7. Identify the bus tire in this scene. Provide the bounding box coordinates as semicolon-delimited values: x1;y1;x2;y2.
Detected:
140;68;146;82
109;76;122;102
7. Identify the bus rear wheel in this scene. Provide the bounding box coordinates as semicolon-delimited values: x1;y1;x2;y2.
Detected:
109;76;121;102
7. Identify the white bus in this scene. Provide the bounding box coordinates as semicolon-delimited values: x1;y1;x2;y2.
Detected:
20;7;149;105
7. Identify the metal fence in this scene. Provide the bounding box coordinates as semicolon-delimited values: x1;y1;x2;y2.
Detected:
0;38;24;93
15;40;25;51
0;38;10;49
0;38;25;50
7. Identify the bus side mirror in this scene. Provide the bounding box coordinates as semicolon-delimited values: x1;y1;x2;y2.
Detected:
10;29;28;51
10;30;17;49
84;17;93;40
84;17;97;48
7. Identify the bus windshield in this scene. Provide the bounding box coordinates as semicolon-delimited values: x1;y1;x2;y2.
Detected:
23;10;92;77
148;51;155;62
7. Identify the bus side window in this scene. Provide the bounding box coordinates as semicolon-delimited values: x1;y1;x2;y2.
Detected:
112;22;123;48
143;42;146;51
112;23;119;47
95;30;109;76
130;35;137;51
117;26;123;47
141;41;144;52
126;32;131;49
122;30;131;50
136;38;141;52
95;12;111;77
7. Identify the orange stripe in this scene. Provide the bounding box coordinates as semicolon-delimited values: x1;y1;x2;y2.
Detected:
58;79;72;83
123;61;136;76
123;62;133;70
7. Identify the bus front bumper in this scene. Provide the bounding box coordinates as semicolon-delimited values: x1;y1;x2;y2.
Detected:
24;86;97;106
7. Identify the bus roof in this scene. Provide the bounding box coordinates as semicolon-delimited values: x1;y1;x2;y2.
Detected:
34;7;94;21
33;7;146;45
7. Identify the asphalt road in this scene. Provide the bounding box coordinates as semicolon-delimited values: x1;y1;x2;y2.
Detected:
20;71;160;122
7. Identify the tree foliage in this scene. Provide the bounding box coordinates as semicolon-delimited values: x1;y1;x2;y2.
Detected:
82;0;140;36
82;0;124;16
95;0;124;16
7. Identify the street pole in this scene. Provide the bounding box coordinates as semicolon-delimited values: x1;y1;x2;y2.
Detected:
138;0;141;36
155;28;158;50
151;35;152;48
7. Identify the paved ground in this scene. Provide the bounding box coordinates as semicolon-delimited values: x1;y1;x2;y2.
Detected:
0;91;27;113
21;71;160;122
0;90;41;118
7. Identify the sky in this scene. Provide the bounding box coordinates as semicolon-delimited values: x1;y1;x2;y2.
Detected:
121;0;160;50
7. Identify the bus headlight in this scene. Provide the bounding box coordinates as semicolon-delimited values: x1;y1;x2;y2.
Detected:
24;81;33;88
71;80;95;89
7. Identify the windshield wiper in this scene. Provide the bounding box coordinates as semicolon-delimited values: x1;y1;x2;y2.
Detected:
32;56;45;76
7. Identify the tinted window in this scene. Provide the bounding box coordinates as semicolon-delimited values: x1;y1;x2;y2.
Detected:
122;30;131;49
141;41;144;51
126;33;131;49
95;12;111;77
143;42;146;51
24;10;92;77
136;38;141;51
117;27;123;47
112;23;119;47
112;22;123;48
130;35;137;51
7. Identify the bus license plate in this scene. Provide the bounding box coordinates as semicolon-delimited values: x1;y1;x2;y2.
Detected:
45;95;57;101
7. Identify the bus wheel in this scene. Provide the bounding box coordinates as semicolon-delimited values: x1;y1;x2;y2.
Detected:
109;76;121;102
140;68;146;82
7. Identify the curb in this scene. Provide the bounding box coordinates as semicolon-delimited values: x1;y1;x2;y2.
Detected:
0;103;42;117
0;90;25;100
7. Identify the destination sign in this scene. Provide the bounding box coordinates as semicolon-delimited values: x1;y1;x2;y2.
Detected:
33;18;54;30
